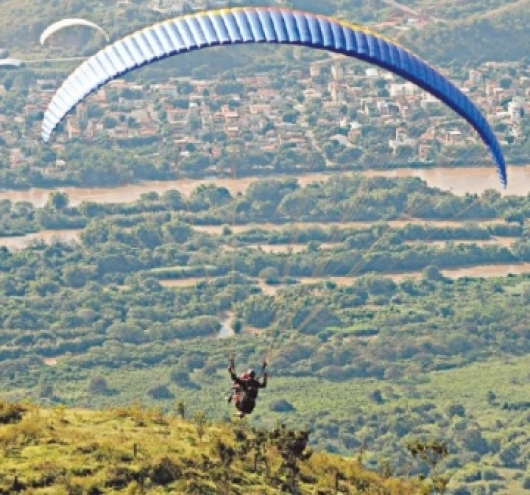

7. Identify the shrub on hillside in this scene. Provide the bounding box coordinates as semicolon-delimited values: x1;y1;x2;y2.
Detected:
147;384;175;400
269;399;296;413
0;401;26;424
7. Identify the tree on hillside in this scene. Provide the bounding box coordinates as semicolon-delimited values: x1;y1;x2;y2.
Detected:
269;424;312;493
39;381;54;399
147;384;174;400
194;411;208;441
175;400;186;419
212;438;236;494
423;265;444;281
88;376;110;395
406;440;450;494
46;191;69;211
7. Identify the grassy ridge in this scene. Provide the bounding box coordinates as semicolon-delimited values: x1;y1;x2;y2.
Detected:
0;400;425;494
6;353;530;492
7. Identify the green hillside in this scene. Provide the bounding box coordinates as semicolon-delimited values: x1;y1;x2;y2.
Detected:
0;400;426;494
2;0;529;65
398;4;530;64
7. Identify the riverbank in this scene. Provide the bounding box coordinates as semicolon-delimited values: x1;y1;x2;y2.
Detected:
0;218;511;250
158;263;530;293
0;164;528;207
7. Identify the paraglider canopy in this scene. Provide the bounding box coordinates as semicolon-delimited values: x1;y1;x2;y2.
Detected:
40;6;507;187
40;18;109;45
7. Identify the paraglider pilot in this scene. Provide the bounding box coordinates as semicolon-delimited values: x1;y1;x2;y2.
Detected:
227;359;268;418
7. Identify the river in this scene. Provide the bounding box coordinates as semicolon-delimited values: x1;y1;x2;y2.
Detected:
193;219;505;235
159;262;530;296
0;220;510;251
1;165;529;279
363;166;530;196
0;165;528;208
0;229;81;250
442;263;530;279
298;263;530;281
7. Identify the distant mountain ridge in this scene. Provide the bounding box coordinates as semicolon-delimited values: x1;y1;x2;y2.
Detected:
1;0;528;65
398;1;530;64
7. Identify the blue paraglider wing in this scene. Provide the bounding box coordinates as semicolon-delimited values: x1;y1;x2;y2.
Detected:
41;7;507;187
